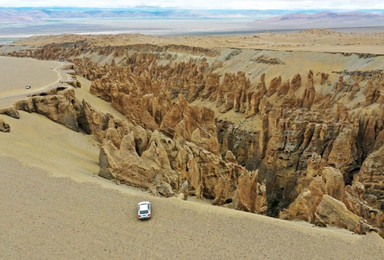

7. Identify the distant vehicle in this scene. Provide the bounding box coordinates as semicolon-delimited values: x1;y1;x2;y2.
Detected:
137;201;151;220
25;85;31;89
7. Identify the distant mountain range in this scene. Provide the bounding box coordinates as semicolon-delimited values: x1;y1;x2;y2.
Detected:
0;8;384;38
0;8;288;22
251;11;384;29
1;8;383;29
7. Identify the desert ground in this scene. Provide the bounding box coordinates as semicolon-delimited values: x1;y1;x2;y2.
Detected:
1;31;384;258
0;56;71;108
1;155;384;259
13;28;384;54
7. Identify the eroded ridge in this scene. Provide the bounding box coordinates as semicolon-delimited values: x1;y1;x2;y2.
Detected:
3;33;384;236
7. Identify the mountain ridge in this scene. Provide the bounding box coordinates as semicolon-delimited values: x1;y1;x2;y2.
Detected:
251;11;384;30
1;8;384;22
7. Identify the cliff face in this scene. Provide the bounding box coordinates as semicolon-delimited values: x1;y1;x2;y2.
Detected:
280;153;383;235
7;38;384;235
12;88;267;215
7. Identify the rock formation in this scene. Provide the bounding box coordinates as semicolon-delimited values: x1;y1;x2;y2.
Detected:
0;118;10;132
7;37;384;236
280;153;382;235
12;86;267;215
0;107;20;119
15;89;79;132
358;146;384;210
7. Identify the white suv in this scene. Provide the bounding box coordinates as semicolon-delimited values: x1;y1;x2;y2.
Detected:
137;201;151;220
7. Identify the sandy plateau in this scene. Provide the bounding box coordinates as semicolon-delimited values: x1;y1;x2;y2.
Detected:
1;29;384;259
13;28;384;54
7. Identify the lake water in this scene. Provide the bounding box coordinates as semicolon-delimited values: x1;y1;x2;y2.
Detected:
1;12;383;45
0;17;274;43
0;37;24;45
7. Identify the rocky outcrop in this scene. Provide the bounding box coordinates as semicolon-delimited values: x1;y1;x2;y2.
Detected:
76;99;113;142
345;182;384;235
160;95;220;155
314;195;367;234
15;89;79;132
12;85;267;215
234;170;267;214
327;121;360;183
0;107;20;119
289;74;301;95
252;55;284;65
257;107;342;215
0;118;10;132
320;72;329;85
217;120;260;169
358;146;384;210
267;76;281;97
280;153;383;235
301;70;316;109
149;181;175;198
98;115;267;212
99;124;178;185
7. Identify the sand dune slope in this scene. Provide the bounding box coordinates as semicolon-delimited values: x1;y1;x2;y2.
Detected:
0;156;384;259
0;111;100;181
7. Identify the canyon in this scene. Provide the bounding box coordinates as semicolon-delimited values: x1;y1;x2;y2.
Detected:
2;29;384;237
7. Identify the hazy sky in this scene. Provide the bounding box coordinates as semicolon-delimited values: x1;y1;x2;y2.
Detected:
0;0;383;10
